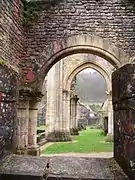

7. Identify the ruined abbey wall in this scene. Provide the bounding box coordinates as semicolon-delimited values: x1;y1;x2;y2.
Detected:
23;0;135;79
0;0;23;159
0;0;24;68
1;0;135;167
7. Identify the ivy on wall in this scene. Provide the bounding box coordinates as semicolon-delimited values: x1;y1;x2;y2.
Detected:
21;0;44;29
21;0;62;29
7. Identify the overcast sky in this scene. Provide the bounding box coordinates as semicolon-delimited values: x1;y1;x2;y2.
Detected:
79;68;96;74
76;68;107;104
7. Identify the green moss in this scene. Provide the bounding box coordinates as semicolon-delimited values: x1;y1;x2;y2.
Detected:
21;0;44;29
0;57;5;65
21;0;62;29
19;86;43;99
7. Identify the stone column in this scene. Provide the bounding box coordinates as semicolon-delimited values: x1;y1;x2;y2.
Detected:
16;97;29;154
46;65;56;137
63;90;70;132
107;92;113;142
46;62;71;141
16;89;42;155
76;102;81;123
27;99;40;156
70;95;79;135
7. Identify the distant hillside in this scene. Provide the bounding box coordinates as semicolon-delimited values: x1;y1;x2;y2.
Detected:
75;70;107;104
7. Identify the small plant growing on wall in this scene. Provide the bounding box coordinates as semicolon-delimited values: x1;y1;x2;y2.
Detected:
0;57;5;65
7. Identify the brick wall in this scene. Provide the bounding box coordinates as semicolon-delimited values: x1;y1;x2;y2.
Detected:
0;0;24;67
23;0;135;77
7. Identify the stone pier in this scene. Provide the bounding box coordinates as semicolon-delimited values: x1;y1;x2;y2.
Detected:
16;90;42;156
16;97;29;154
46;62;71;142
112;64;135;179
63;90;71;134
70;94;79;135
107;92;114;141
28;99;40;156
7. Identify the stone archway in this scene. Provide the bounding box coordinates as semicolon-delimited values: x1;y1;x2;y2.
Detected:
63;61;113;138
18;34;131;155
64;61;111;92
36;35;129;142
32;34;130;89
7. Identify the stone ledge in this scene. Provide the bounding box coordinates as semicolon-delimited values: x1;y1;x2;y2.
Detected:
16;146;40;156
27;146;40;156
0;155;129;180
0;154;48;180
46;157;129;180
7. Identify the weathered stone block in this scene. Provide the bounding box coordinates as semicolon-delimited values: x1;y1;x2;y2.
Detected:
27;147;40;156
0;155;48;180
112;64;135;103
113;65;135;179
0;65;19;101
0;64;19;159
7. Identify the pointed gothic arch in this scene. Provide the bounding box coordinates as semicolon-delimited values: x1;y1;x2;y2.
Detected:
64;61;111;92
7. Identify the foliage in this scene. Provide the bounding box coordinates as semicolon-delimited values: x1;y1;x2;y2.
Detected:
89;104;102;112
21;0;44;29
21;0;63;29
0;57;5;65
37;125;46;130
41;129;113;154
89;124;97;129
89;123;103;129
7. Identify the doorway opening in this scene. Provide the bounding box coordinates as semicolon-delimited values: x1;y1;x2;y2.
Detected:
38;54;114;157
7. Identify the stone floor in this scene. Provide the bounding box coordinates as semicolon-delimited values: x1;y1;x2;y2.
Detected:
0;154;129;180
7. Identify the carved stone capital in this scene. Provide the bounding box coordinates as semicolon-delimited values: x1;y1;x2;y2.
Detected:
19;87;43;102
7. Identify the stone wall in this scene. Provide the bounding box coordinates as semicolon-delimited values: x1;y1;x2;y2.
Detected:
77;103;90;128
0;0;24;68
23;0;135;78
0;0;23;160
112;64;135;179
0;64;18;159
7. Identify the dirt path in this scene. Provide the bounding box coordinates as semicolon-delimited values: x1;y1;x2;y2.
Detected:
41;152;113;158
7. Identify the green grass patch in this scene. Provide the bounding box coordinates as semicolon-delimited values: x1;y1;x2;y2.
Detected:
41;129;113;154
37;125;46;130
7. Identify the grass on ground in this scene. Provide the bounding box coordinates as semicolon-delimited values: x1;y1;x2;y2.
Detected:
41;129;113;154
37;125;46;130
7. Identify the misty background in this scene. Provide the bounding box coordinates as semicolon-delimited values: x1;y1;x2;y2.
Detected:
75;68;107;104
